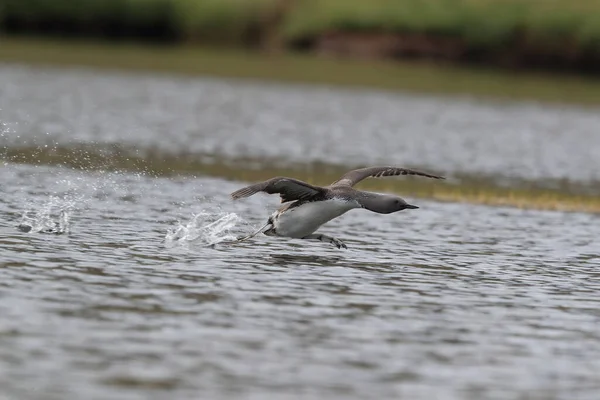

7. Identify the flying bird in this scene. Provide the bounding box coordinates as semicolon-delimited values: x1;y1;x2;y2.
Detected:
230;166;444;249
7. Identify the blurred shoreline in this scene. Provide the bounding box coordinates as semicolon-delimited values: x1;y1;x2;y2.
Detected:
2;0;600;75
2;37;600;106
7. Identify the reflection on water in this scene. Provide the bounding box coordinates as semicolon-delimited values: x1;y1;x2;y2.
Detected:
267;253;346;267
1;163;599;400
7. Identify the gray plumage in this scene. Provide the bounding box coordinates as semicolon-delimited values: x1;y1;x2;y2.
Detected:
331;166;443;187
230;166;445;248
230;177;326;203
231;166;444;204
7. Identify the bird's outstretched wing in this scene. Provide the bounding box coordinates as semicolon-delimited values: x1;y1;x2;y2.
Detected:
231;177;326;203
330;166;445;187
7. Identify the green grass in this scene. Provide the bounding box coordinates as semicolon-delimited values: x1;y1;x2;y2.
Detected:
284;0;600;46
2;37;600;105
3;0;600;51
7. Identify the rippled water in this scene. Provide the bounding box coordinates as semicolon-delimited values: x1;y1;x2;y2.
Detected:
2;63;600;399
1;63;600;184
1;163;599;400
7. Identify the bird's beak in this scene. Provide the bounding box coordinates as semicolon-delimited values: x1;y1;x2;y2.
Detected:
405;204;419;209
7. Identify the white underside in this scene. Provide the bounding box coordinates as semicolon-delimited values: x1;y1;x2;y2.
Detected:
272;199;360;238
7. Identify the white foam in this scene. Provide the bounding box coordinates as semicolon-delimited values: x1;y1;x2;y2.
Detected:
165;210;243;248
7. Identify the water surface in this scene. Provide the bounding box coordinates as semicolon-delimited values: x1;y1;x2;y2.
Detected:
1;64;599;186
1;163;599;400
1;64;600;400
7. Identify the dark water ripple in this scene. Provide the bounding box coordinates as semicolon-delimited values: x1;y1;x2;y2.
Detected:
1;163;599;400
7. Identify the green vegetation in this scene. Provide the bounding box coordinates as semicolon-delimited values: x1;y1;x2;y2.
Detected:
2;0;600;68
5;145;600;214
3;0;600;45
2;37;600;106
0;0;278;43
284;0;600;46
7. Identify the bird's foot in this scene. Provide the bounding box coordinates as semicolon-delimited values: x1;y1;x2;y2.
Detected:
302;233;347;249
330;237;347;249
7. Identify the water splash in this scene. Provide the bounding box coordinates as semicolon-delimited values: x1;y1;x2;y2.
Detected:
11;161;146;235
17;195;78;234
165;210;244;247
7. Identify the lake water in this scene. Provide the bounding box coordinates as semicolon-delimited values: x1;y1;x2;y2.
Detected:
1;64;600;185
1;64;600;400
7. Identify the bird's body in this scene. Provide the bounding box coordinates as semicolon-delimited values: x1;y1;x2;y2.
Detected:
231;166;444;249
266;197;361;238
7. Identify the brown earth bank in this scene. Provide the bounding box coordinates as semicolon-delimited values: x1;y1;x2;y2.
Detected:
291;31;600;75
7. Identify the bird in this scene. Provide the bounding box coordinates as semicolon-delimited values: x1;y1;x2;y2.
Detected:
230;166;445;249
